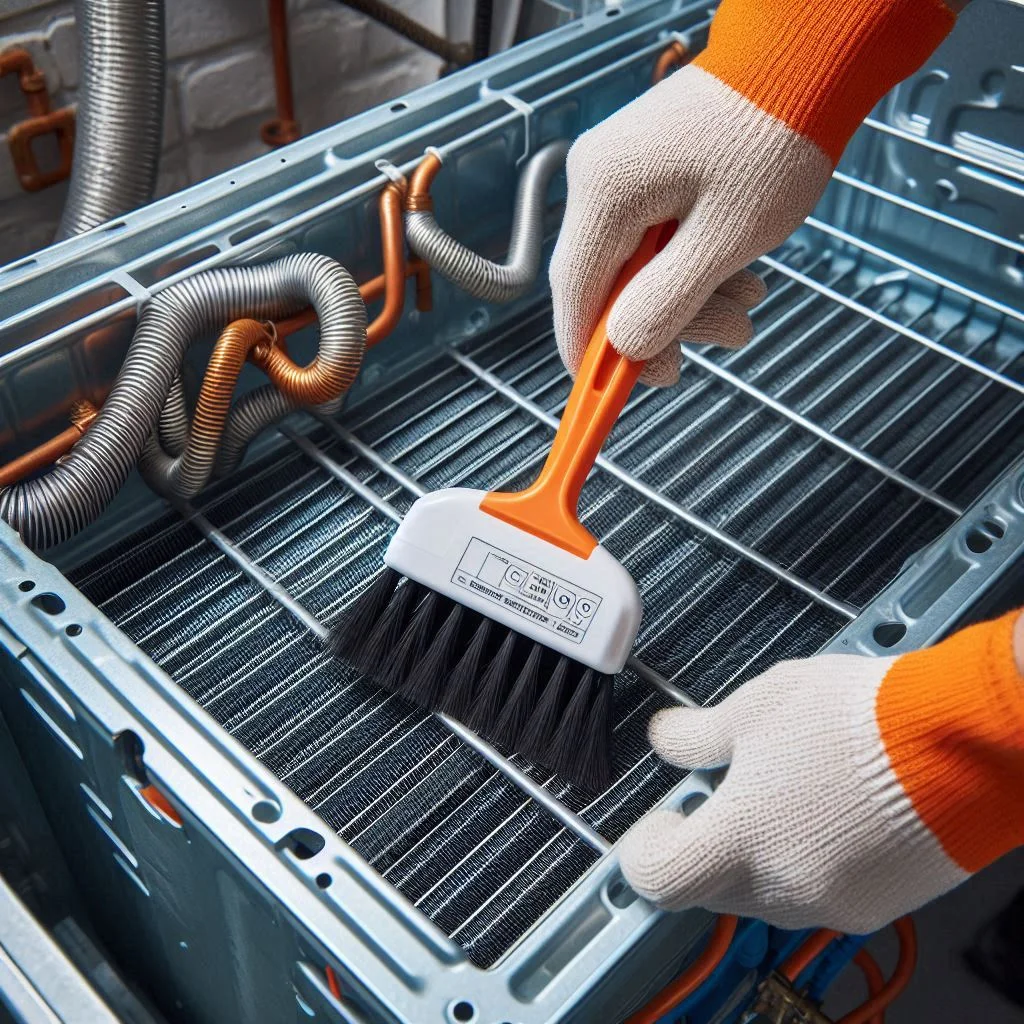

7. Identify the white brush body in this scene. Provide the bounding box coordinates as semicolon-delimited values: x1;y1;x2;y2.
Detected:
384;488;642;674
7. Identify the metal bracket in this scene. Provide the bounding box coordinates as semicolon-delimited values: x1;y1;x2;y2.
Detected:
479;84;535;165
751;973;834;1024
0;48;75;192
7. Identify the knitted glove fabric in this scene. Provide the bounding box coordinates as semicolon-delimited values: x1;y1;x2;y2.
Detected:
550;0;955;386
619;612;1024;932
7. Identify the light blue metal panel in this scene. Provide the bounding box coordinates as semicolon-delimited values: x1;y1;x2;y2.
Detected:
0;1;1021;1023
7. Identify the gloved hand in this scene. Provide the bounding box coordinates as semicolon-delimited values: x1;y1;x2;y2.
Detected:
550;0;955;386
619;612;1024;933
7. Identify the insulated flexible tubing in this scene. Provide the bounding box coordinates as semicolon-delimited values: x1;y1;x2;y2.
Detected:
57;0;166;239
152;181;410;485
138;319;278;498
404;138;569;303
0;254;365;548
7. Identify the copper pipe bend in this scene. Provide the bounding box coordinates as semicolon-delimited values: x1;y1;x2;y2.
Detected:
652;40;690;83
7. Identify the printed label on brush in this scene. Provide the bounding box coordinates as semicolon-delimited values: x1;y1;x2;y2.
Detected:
452;538;601;643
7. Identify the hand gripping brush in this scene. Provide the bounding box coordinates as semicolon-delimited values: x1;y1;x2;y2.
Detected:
331;223;676;792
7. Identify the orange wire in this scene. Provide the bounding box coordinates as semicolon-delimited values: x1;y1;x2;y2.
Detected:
625;915;739;1024
838;918;917;1024
779;929;841;984
324;965;342;1000
852;949;886;1024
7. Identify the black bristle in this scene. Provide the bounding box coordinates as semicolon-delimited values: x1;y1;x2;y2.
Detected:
329;566;400;661
399;601;463;709
517;656;571;768
465;630;518;736
564;672;614;794
351;579;422;681
438;616;492;719
548;668;597;781
378;591;443;692
490;643;543;748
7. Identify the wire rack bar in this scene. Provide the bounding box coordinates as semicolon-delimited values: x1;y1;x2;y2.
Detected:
449;349;860;621
279;426;406;523
861;117;1024;186
681;345;964;515
830;170;1024;255
173;500;330;641
758;253;1024;397
804;216;1024;325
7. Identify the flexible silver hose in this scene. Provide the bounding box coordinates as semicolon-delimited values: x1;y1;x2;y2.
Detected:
56;0;166;239
1;255;366;548
140;258;365;499
405;139;569;303
210;389;346;481
159;375;189;457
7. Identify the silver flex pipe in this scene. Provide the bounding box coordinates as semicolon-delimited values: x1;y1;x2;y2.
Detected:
405;139;569;303
210;387;343;481
1;254;366;549
56;0;166;239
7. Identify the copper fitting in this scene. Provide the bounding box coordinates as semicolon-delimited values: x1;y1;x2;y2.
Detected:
0;400;98;488
1;47;75;191
652;40;690;84
261;0;300;147
406;152;443;212
0;48;48;117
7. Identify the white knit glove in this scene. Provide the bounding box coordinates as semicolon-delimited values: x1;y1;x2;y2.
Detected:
618;654;973;934
548;64;829;386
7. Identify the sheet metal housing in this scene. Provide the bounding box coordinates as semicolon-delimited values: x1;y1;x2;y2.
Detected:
0;1;1022;1021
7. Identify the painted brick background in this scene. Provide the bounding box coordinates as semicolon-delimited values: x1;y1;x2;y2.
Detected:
0;0;446;262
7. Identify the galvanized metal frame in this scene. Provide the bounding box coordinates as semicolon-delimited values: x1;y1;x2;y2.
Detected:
0;0;1022;1021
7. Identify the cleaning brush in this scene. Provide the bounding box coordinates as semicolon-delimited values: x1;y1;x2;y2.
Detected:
332;222;676;792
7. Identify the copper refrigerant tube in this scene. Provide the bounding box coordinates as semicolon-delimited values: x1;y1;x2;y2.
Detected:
652;40;690;83
0;401;98;488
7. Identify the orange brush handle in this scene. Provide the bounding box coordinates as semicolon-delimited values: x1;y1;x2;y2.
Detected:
481;222;677;558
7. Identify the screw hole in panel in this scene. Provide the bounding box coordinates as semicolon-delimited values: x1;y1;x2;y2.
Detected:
606;875;636;909
873;621;906;648
315;872;332;889
278;826;325;860
966;528;993;553
450;1001;476;1023
680;791;708;816
65;624;82;637
390;101;408;112
18;580;35;592
31;592;65;615
252;799;282;823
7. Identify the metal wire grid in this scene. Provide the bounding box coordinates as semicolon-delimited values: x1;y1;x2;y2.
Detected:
68;217;1024;966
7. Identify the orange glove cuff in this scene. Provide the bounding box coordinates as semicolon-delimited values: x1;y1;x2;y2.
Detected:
877;610;1024;873
694;0;956;163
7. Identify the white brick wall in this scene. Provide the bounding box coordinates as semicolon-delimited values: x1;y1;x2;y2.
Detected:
0;0;445;262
